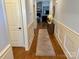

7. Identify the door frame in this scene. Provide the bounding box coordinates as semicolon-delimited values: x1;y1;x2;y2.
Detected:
20;0;37;50
33;0;37;29
20;0;29;50
3;0;29;50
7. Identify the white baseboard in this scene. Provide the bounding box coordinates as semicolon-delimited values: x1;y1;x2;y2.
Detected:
0;44;14;59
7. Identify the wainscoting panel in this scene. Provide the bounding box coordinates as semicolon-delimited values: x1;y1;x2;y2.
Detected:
76;48;79;59
58;24;66;44
0;44;13;59
54;20;79;59
27;22;35;50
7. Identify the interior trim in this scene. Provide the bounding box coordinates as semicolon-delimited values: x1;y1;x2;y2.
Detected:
54;19;79;36
54;19;78;59
0;44;10;57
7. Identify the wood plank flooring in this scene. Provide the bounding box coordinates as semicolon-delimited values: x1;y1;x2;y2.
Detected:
12;23;67;59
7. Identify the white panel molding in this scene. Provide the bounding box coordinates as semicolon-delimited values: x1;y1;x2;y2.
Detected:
0;44;10;57
57;29;62;44
76;48;79;59
64;33;76;58
54;29;71;59
54;19;79;59
54;19;79;36
64;38;72;57
0;44;13;59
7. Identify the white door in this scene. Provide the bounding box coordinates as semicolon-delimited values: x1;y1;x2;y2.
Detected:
5;0;25;47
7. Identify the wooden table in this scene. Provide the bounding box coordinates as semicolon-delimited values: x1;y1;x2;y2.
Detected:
47;22;55;34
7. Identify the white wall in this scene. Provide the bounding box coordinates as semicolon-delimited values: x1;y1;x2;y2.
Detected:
49;0;53;15
0;0;9;52
25;0;35;50
25;0;34;26
33;0;37;29
0;1;13;59
55;0;79;33
54;0;79;58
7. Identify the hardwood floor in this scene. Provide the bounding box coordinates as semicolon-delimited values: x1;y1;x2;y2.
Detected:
12;23;67;59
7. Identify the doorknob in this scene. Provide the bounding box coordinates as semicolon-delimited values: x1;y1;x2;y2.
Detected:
18;27;22;30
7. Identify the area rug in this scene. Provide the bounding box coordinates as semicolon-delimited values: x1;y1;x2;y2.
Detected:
36;29;56;56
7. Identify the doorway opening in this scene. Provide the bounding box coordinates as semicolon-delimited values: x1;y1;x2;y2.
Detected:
37;1;50;24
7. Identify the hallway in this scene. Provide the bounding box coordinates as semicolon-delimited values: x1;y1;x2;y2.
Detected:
13;23;67;59
1;0;79;59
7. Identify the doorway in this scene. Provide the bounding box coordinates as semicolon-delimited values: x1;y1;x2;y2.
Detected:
5;0;25;47
36;1;50;24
